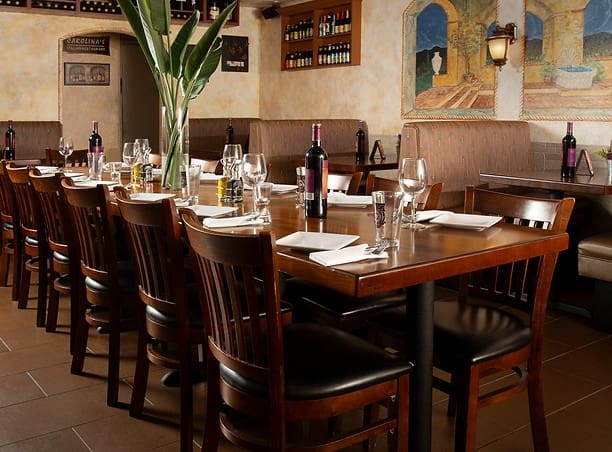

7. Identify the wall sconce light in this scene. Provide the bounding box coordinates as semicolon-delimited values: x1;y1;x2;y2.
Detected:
486;22;517;69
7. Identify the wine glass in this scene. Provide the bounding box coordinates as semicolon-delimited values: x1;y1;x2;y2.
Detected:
241;153;268;213
122;142;138;188
221;144;243;201
58;136;73;169
398;157;427;230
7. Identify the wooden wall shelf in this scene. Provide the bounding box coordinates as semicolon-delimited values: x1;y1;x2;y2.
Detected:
279;0;361;71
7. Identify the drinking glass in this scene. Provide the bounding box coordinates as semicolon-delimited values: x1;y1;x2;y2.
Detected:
398;157;427;230
122;142;138;188
254;181;273;223
241;153;268;213
58;136;73;168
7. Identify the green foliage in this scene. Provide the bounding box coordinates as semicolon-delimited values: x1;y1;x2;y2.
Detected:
540;61;557;82
448;12;483;75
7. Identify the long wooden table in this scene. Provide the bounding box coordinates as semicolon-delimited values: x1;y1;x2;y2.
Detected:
480;169;612;196
194;183;569;452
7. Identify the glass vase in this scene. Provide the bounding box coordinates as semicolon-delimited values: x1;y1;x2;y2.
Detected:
161;105;189;192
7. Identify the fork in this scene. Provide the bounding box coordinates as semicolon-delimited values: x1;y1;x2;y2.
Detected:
365;242;388;255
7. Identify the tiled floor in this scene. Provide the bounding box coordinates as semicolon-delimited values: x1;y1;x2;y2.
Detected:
1;282;611;451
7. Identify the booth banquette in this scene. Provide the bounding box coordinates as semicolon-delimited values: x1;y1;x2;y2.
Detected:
188;117;258;160
0;121;62;161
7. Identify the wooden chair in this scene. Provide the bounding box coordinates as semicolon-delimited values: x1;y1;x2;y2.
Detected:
285;178;444;333
45;148;89;167
61;179;138;406
365;174;444;210
0;160;21;300
367;186;575;452
190;157;220;174
28;171;75;335
115;196;205;452
180;212;412;451
328;171;362;195
7;164;49;327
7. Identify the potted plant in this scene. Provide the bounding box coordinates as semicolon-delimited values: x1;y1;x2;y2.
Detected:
116;0;236;190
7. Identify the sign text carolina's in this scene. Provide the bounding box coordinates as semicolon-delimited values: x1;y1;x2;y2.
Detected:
63;36;110;55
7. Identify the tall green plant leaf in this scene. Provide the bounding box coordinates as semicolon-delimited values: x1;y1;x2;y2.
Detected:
170;12;199;79
183;41;222;99
136;0;169;74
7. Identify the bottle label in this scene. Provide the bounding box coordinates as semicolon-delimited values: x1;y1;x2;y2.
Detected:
567;147;577;167
305;161;328;200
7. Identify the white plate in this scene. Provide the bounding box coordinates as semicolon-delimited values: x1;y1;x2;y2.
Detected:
200;173;224;182
328;192;372;208
74;180;119;187
188;205;238;218
130;193;175;201
36;166;59;174
429;213;503;231
414;210;451;222
276;231;359;251
272;184;298;194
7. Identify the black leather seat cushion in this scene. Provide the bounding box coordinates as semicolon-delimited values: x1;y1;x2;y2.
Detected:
84;260;137;293
52;251;69;265
220;322;413;401
434;301;532;369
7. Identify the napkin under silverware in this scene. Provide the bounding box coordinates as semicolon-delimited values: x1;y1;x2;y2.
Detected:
202;214;264;229
309;244;388;267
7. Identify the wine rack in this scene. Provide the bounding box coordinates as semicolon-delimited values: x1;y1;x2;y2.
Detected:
280;0;361;71
0;0;239;24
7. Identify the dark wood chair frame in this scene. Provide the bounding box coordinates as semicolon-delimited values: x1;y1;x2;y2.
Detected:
0;160;21;301
181;212;412;451
45;148;89;167
115;195;206;452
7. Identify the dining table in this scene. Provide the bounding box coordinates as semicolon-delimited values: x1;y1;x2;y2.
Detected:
479;168;612;197
328;152;399;179
64;166;570;452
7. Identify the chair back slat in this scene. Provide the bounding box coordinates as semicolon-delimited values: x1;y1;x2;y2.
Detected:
45;148;89;167
29;172;70;255
182;214;282;383
6;165;43;236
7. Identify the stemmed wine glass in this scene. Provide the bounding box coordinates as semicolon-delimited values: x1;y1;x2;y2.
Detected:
220;144;243;201
58;136;73;169
241;153;268;213
122;142;138;188
398;157;427;230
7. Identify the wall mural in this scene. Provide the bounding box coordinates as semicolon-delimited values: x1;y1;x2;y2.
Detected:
402;0;498;119
522;0;612;121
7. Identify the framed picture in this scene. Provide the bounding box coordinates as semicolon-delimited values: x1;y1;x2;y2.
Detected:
401;1;496;119
64;63;110;86
222;35;249;72
522;0;612;121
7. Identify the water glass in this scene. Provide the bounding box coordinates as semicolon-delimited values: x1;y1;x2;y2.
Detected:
109;161;123;183
185;164;201;205
254;181;273;223
88;151;105;180
372;190;404;248
296;166;306;207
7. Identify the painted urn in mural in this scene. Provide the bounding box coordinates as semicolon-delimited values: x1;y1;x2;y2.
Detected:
431;51;442;75
116;0;236;191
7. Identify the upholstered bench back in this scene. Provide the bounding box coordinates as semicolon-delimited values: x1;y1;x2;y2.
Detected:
0;121;62;161
189;118;259;160
399;120;531;209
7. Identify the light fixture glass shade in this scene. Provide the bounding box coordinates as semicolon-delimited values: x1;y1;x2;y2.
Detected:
487;35;510;66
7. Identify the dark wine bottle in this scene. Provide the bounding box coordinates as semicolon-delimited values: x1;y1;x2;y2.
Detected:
4;120;15;161
355;120;366;162
225;118;234;144
305;123;328;218
561;121;576;179
88;120;103;153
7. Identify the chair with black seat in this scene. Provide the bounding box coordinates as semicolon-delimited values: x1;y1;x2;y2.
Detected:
115;195;205;452
285;178;444;333
181;212;412;451
367;185;575;452
61;178;138;407
29;171;76;335
45;148;89;167
7;164;49;327
0;160;21;301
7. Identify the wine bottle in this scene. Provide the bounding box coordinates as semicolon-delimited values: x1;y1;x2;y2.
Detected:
88;120;103;153
561;121;576;179
208;0;219;20
4;120;15;161
305;123;328;218
225;118;234;144
355;121;366;162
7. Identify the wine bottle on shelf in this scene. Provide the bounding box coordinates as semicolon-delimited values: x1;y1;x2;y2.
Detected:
561;121;576;179
4;120;15;161
305;123;328;218
355;121;366;162
88;120;103;153
208;0;219;20
225;118;234;144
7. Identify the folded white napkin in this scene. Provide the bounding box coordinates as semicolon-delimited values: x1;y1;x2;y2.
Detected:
309;244;388;267
414;210;450;222
203;214;264;229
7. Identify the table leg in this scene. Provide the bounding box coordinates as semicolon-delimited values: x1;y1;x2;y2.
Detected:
407;281;434;452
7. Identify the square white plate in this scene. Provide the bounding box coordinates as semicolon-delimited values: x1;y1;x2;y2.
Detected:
276;231;359;251
188;205;238;218
36;166;59;174
200;173;223;182
429;213;503;231
414;210;451;222
328;192;372;208
130;193;175;201
272;184;298;194
74;180;119;187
